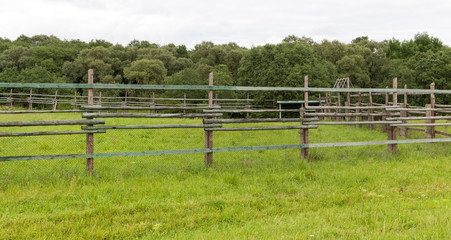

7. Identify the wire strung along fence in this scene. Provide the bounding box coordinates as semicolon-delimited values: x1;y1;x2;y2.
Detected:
0;69;450;174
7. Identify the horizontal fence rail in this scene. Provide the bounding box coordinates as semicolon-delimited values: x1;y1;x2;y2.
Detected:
0;130;106;137
0;119;105;127
1;82;451;94
1;138;450;162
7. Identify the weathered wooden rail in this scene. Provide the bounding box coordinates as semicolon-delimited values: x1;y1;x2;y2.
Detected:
0;70;450;174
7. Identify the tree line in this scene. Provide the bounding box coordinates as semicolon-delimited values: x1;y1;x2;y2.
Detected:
0;33;449;104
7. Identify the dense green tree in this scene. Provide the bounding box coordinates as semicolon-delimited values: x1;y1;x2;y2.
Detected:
0;37;11;54
0;67;20;83
124;59;166;85
0;46;31;71
315;40;347;65
238;41;335;102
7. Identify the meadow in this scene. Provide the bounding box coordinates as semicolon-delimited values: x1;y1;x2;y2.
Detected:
0;113;450;239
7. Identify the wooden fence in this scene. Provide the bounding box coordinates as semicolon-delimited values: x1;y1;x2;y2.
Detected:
0;70;450;173
0;89;271;112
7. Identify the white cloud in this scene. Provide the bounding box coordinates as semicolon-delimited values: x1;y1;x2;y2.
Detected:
0;0;450;48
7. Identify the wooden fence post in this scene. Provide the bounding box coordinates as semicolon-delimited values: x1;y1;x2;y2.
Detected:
400;85;408;137
337;92;342;122
382;87;389;132
301;75;310;160
183;93;186;114
73;90;77;110
86;69;95;174
29;89;33;111
9;88;13;111
246;93;250;118
98;91;102;106
52;90;58;111
388;78;398;154
430;83;436;139
204;72;214;167
151;92;155;114
356;92;361;127
318;93;323;120
299;108;309;160
324;92;329;120
368;91;374;130
328;92;332;120
345;80;350;122
400;103;408;137
124;91;128;113
304;75;309;108
425;104;433;140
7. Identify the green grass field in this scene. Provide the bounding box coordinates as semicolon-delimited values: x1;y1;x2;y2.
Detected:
0;113;450;239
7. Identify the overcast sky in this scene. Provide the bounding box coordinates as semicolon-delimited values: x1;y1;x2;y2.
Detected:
1;0;450;49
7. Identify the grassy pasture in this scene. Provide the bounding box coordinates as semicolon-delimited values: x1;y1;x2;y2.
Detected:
0;113;450;239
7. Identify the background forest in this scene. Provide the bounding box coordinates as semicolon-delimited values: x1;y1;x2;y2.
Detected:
0;33;450;104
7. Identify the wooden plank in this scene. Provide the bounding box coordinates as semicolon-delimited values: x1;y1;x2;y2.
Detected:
407;128;425;133
0;130;105;137
0;110;93;114
204;118;318;124
83;124;222;130
1;82;450;94
0;119;105;127
385;107;451;111
306;106;386;110
387;116;451;120
305;113;399;117
393;123;451;127
205;125;318;131
204;109;300;113
82;113;223;118
305;121;401;125
2;138;451;162
81;105;220;110
435;130;451;137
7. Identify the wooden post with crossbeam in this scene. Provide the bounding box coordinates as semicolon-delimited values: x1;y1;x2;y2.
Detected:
86;69;95;174
204;72;214;166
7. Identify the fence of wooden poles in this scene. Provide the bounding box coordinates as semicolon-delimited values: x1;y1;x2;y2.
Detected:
1;88;272;113
1;70;450;173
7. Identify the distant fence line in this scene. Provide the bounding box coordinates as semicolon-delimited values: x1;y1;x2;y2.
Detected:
0;70;450;174
0;89;270;112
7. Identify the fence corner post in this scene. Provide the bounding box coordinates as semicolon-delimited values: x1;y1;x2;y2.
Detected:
86;69;95;174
